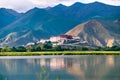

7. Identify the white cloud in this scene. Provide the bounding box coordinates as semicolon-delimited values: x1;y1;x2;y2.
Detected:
0;0;120;12
0;0;35;12
82;0;120;5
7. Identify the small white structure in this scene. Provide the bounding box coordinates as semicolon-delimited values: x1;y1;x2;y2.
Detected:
39;39;50;44
80;41;88;44
73;36;80;40
26;42;35;46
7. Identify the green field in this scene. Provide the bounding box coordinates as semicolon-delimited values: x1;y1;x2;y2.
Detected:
0;51;120;56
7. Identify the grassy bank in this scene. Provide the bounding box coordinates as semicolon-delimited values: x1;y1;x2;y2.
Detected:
0;51;120;56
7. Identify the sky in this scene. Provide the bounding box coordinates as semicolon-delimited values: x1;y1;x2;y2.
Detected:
0;0;120;12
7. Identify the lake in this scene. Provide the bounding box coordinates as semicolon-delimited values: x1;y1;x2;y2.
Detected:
0;55;120;80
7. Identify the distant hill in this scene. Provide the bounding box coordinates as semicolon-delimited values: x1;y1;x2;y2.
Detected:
48;2;120;21
66;20;120;47
0;8;22;29
0;2;120;47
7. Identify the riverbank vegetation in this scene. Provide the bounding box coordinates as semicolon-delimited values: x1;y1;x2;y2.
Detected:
0;51;120;56
0;42;120;56
0;43;120;52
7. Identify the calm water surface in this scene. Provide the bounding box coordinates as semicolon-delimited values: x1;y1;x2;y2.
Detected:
0;55;120;80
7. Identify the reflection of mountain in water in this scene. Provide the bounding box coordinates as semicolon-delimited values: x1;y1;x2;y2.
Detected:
0;56;120;80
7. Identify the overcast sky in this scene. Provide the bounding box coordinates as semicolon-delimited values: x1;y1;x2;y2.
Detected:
0;0;120;12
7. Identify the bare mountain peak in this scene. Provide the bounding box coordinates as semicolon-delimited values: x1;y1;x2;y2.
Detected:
66;19;120;47
66;20;115;47
86;20;101;26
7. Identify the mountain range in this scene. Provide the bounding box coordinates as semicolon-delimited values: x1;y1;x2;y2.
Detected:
0;2;120;47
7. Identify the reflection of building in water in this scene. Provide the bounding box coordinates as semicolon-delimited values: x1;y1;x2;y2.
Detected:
27;59;35;64
67;63;84;78
106;56;114;67
40;59;46;67
65;58;85;78
50;58;65;70
18;56;115;80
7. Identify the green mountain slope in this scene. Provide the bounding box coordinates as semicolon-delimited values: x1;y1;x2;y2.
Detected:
0;8;22;29
0;8;79;47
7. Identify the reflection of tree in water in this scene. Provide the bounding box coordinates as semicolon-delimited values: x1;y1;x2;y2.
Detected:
0;73;7;80
39;66;49;80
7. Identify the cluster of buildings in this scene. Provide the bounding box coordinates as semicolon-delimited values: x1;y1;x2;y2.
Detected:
26;34;90;47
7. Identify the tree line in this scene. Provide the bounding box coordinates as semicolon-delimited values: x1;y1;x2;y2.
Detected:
0;42;120;52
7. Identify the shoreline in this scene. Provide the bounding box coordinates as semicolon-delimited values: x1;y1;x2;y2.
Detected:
0;51;120;56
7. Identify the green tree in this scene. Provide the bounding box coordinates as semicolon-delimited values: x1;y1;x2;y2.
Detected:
110;46;120;51
43;41;52;50
0;48;2;52
103;47;110;51
39;66;49;80
54;46;63;51
11;47;17;52
81;46;88;51
35;45;41;51
95;47;103;51
16;46;26;52
31;45;41;52
1;46;11;52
